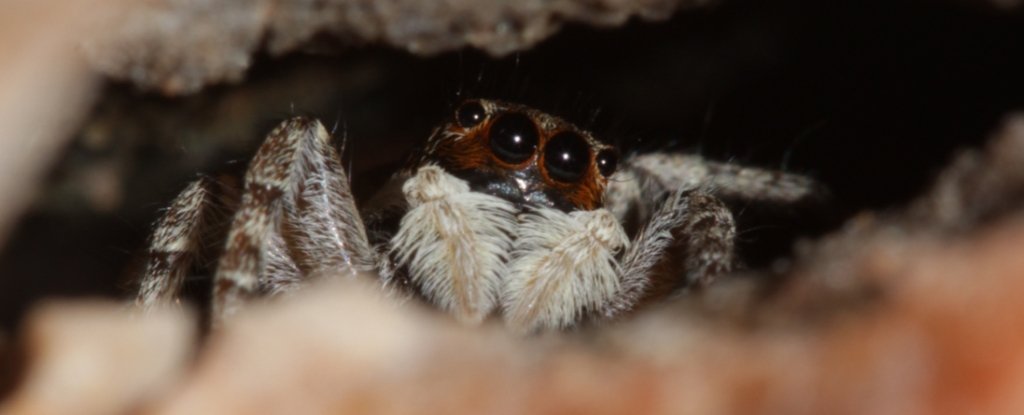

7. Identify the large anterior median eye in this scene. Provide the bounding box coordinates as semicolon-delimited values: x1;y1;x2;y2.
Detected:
543;131;590;183
488;112;539;164
456;101;486;128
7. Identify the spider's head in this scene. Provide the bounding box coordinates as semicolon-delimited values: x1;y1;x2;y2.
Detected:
418;99;619;212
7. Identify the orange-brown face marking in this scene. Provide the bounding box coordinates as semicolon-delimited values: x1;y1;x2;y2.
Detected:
418;99;618;212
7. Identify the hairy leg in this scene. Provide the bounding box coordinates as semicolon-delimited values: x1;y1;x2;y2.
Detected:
136;178;217;309
259;229;303;295
610;189;736;316
213;117;375;322
282;119;376;279
607;153;828;227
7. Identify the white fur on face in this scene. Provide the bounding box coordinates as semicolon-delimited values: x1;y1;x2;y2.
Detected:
391;165;517;324
502;207;629;332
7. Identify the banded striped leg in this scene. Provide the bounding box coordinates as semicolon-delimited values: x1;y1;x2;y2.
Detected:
213;117;375;323
137;178;218;309
282;120;376;280
606;153;829;227
611;189;736;316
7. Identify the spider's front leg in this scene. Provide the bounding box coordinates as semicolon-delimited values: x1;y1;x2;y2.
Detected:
607;153;829;232
137;177;221;309
596;152;828;314
213;117;376;323
615;189;736;312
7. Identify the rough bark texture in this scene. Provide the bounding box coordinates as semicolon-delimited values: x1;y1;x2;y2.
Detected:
83;0;713;95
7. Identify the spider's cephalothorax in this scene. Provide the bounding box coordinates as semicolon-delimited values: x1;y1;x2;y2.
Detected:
136;100;828;332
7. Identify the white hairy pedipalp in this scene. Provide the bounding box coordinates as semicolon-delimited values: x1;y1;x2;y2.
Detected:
502;207;629;332
390;165;517;324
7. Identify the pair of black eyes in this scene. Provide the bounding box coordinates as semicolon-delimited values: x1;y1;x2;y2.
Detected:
456;101;618;183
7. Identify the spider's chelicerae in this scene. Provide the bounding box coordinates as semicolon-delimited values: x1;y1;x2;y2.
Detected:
136;99;827;332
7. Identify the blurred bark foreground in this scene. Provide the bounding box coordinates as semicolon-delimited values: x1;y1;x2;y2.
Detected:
0;0;117;251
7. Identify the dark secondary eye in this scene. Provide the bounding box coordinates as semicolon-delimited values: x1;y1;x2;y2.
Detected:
456;101;487;128
543;131;591;183
596;149;618;178
488;112;539;164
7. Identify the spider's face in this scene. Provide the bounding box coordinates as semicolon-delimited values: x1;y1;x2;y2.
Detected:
420;99;619;212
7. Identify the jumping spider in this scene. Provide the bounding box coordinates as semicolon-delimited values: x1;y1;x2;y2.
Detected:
136;99;827;332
